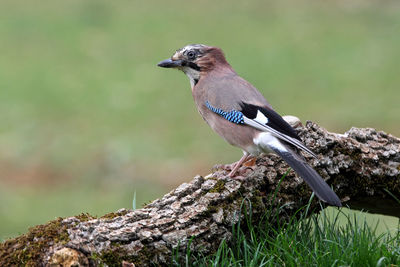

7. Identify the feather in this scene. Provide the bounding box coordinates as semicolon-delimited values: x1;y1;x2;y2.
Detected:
240;103;317;157
205;101;244;124
240;103;300;140
243;117;317;158
255;132;341;207
206;101;317;158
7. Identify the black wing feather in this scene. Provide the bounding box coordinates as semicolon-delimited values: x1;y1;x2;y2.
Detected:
239;103;300;141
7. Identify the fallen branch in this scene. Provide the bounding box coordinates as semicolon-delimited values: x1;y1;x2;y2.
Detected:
1;121;399;266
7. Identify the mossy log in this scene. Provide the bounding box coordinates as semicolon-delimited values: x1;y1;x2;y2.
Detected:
1;121;399;266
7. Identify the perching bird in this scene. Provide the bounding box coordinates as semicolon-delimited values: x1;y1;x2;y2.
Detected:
157;44;341;207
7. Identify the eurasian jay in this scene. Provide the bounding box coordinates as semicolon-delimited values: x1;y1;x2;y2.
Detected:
158;44;341;207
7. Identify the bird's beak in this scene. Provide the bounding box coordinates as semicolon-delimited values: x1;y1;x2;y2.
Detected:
157;58;184;68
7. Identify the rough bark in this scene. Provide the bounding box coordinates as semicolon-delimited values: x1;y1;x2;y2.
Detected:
1;121;399;266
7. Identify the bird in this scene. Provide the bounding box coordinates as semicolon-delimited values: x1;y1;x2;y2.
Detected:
157;44;342;207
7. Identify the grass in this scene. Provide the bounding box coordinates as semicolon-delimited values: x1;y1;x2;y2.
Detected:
174;205;400;266
0;0;400;239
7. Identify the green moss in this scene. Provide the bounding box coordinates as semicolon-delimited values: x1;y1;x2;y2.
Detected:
205;205;219;216
90;244;159;266
75;212;97;222
89;252;103;266
0;212;101;266
99;250;125;267
90;248;132;267
249;194;265;212
209;179;226;193
100;209;129;220
296;183;312;199
0;217;70;266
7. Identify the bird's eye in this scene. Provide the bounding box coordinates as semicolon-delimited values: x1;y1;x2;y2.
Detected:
187;51;196;60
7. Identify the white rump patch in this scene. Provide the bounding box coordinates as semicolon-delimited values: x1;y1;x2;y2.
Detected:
253;132;288;154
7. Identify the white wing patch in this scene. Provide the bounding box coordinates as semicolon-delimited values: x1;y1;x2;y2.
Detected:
254;110;269;125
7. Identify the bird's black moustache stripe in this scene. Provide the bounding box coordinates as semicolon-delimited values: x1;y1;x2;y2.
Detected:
181;61;201;71
188;62;201;71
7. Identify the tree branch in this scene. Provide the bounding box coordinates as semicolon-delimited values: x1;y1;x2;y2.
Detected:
1;121;399;266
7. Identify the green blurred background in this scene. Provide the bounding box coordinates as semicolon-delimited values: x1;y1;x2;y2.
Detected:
0;0;399;240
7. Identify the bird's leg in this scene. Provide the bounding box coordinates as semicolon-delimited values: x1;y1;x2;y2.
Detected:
228;153;250;177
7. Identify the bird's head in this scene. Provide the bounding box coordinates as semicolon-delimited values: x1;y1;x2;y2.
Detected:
157;44;230;87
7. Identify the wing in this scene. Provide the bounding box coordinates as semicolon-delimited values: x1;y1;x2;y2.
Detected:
240;102;317;158
202;74;273;111
205;101;317;158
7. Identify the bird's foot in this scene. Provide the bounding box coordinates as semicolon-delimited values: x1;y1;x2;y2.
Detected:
243;157;257;167
213;155;255;179
228;156;255;179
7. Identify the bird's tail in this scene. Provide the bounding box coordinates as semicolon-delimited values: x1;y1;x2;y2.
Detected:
256;133;342;207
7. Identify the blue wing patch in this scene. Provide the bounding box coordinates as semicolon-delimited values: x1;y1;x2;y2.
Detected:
205;101;244;124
